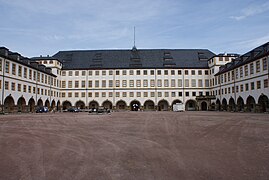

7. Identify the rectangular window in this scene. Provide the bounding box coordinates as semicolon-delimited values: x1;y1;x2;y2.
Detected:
150;80;155;87
240;67;243;78
75;81;79;88
171;92;176;97
23;85;26;92
109;80;113;87
130;92;134;97
158;92;162;97
116;80;120;87
68;71;72;76
151;92;155;97
95;71;99;76
137;92;141;97
0;59;2;72
178;79;182;87
263;58;268;71
116;70;119;75
264;79;268;88
109;70;113;75
251;82;255;90
81;92;86;97
144;92;148;97
129;80;134;87
185;70;188;75
82;81;86;88
235;69;239;79
18;66;22;77
123;80;127;87
29;69;32;80
192;92;196;97
171;70;175;75
191;79;196;87
129;70;134;75
88;92;92;97
236;86;239;93
165;92;169;97
95;92;99;97
198;70;202;75
205;80;209;87
178;70;182;75
18;83;21;91
68;92;72;97
245;83;249;91
75;71;79;76
102;92;106;97
164;70;168;75
185;79;189;87
68;81;72;88
171;79;175;87
157;70;161;75
136;80;141;87
102;80;106;88
12;63;16;75
244;65;248;76
28;86;31;93
157;79;162;87
150;70;154;75
5;61;9;73
116;92;120;97
123;92;127;97
205;70;209;75
109;92;113;97
179;92;182;97
62;71;66;76
164;79;169;87
257;81;261;89
95;80;99;88
240;84;243;92
89;71;92;76
102;70;106;76
143;80;148;87
185;92;189;96
136;70;140;75
62;81;66;88
122;70;126;75
11;82;15;91
198;79;203;87
191;70;195;75
82;71;86;76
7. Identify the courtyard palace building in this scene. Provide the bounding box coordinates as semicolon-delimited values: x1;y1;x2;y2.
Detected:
0;42;268;113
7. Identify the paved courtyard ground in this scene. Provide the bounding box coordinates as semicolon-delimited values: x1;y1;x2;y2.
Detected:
0;111;268;180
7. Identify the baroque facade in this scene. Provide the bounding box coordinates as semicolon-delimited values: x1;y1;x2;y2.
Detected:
0;42;268;113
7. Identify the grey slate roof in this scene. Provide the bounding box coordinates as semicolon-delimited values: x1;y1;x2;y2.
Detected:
215;42;269;76
52;49;215;70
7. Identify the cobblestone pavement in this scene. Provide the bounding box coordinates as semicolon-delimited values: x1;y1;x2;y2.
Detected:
0;111;268;180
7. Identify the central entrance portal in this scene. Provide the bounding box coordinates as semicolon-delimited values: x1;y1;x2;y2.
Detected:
130;101;140;111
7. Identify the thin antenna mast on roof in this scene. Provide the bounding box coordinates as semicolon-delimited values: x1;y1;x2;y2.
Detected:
132;26;137;51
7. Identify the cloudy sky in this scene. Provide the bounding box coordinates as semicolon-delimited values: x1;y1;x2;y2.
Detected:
0;0;268;57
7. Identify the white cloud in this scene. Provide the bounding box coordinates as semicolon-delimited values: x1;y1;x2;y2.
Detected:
230;1;269;20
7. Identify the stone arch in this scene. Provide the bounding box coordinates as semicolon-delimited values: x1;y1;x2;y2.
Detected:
102;100;113;109
116;100;127;110
4;96;15;113
51;100;56;109
237;97;244;112
17;97;26;112
229;97;236;112
76;100;86;109
158;100;169;111
201;101;207;111
45;99;50;108
89;101;99;109
143;100;155;111
130;100;141;111
222;98;228;111
37;99;43;107
258;95;269;113
246;96;256;112
185;99;197;111
28;98;35;113
63;101;72;110
216;99;221;111
172;99;182;106
211;102;216;110
56;100;61;111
